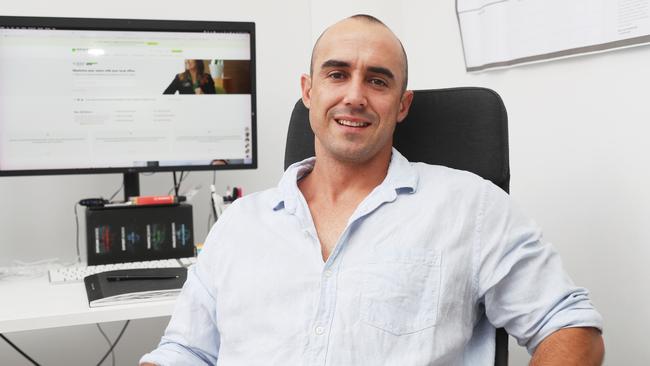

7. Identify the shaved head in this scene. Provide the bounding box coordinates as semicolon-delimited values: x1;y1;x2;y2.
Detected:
310;14;409;92
300;14;414;166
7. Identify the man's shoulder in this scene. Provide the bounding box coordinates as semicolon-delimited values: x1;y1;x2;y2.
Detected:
411;162;487;189
408;162;510;212
409;161;510;202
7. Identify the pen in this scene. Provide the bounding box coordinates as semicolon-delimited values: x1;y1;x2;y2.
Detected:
106;275;180;281
104;201;133;208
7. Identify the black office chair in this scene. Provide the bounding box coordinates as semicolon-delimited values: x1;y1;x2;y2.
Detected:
284;87;510;366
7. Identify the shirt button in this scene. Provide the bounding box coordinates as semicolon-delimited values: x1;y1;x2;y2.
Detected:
314;326;325;335
324;270;332;278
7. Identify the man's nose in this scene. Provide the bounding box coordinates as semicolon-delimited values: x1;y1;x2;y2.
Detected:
342;78;367;107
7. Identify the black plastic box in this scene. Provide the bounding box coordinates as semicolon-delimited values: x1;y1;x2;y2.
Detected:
85;204;194;265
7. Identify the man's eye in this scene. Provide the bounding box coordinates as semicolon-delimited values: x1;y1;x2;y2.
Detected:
328;72;345;80
369;78;387;87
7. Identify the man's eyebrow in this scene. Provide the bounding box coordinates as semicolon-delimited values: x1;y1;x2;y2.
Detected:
367;66;394;80
319;59;395;80
320;59;350;69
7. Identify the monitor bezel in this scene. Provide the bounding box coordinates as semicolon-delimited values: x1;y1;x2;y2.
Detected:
0;15;257;177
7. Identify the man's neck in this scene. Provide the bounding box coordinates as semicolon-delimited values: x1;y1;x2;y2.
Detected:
299;148;391;205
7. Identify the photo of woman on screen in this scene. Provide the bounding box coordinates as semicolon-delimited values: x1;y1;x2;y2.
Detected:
163;59;216;95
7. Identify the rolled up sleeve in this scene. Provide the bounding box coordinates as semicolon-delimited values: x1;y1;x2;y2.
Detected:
476;181;603;354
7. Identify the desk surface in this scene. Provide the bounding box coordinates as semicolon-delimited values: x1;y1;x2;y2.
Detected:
0;274;175;333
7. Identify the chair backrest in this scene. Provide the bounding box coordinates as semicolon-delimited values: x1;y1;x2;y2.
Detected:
284;87;510;366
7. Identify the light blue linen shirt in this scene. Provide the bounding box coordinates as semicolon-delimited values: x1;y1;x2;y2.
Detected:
141;148;602;366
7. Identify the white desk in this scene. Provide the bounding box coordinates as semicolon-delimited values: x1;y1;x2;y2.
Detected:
0;274;175;333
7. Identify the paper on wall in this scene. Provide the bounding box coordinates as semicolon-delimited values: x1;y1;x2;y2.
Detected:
456;0;650;71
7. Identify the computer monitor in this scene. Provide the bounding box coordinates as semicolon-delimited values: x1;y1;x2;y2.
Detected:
0;16;256;199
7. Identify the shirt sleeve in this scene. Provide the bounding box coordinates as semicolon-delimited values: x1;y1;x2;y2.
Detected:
139;214;229;366
476;181;603;354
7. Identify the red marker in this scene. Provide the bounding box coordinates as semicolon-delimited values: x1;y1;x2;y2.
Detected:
129;195;184;205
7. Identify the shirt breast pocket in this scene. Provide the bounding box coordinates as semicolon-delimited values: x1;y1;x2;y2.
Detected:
359;249;441;335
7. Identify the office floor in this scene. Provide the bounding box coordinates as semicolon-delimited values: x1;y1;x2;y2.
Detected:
0;317;169;366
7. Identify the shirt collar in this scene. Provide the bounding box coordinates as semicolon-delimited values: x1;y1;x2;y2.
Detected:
272;148;418;213
273;156;315;213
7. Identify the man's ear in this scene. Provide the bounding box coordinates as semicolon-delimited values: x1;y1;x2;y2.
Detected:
396;90;414;123
300;74;312;109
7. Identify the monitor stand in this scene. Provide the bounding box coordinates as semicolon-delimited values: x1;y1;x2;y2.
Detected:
123;172;140;202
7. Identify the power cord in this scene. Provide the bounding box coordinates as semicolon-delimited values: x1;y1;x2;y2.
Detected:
0;333;41;366
169;171;189;196
96;324;115;366
107;183;123;202
208;170;220;231
207;208;215;233
174;171;181;196
74;202;81;263
95;320;129;366
1;321;128;366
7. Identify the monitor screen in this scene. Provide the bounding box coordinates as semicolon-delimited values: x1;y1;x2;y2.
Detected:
0;16;256;176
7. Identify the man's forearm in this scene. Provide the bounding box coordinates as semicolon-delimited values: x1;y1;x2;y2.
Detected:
530;327;604;366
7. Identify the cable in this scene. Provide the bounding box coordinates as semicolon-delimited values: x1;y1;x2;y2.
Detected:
208;170;218;231
207;208;215;233
169;171;190;195
95;320;129;366
172;171;179;196
74;202;81;263
0;333;41;366
178;171;187;193
1;320;127;366
107;183;124;202
208;170;219;231
96;324;115;366
2;258;61;280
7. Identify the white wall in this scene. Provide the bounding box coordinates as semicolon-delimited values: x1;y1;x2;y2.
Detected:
398;2;649;365
0;0;311;364
1;1;648;365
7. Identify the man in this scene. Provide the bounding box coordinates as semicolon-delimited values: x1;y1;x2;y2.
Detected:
141;15;604;365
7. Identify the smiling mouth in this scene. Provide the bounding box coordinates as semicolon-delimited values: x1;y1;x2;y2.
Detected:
336;119;370;127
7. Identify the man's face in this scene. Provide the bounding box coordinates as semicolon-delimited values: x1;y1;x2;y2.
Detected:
301;19;413;165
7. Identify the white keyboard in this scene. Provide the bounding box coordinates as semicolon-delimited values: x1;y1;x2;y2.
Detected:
48;257;197;284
